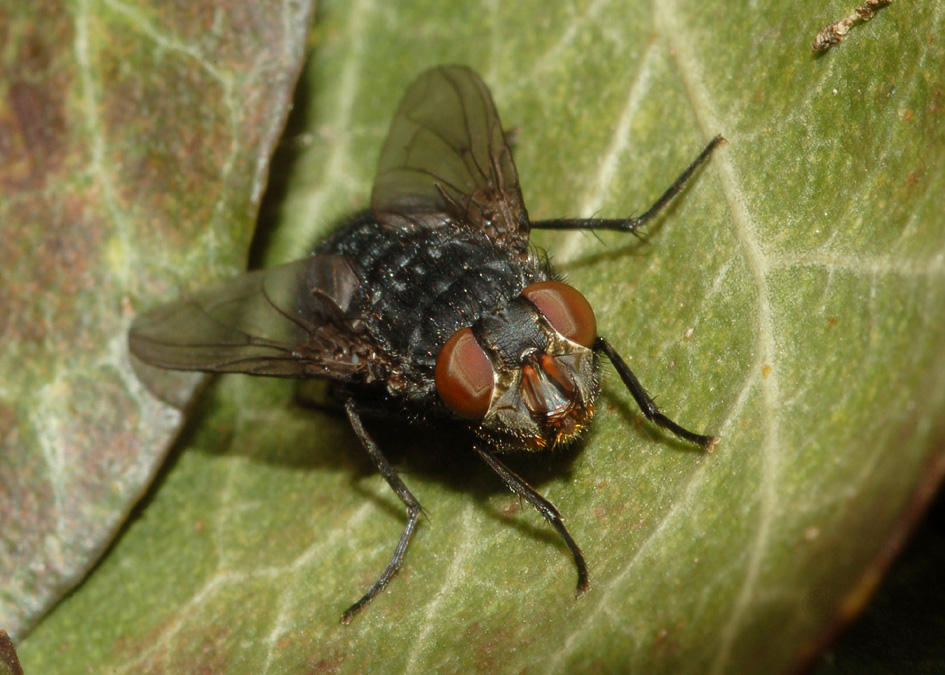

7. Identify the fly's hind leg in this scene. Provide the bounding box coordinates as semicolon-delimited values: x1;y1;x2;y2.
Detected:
341;399;423;623
531;135;724;235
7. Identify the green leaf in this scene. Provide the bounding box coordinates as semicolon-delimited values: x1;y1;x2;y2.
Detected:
15;0;945;673
0;0;313;640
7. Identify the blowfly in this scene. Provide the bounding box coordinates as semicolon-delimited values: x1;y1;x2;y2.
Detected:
129;65;723;623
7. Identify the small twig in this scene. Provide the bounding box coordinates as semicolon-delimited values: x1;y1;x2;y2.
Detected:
0;631;23;675
812;0;893;52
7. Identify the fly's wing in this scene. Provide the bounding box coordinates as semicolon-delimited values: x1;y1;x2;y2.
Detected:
371;65;530;254
129;255;380;382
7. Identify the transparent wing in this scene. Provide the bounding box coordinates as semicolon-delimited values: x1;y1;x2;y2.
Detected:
371;65;530;252
129;255;379;381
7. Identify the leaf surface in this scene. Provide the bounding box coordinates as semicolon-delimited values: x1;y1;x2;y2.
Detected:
0;0;314;639
13;0;945;672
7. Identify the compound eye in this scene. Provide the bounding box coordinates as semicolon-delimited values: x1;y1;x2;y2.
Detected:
522;281;597;348
435;327;495;419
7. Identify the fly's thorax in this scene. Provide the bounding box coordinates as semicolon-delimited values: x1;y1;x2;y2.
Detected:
472;296;598;450
321;215;537;396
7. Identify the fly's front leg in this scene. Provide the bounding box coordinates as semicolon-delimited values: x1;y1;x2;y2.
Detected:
531;135;724;235
595;337;718;451
473;444;590;595
342;398;423;623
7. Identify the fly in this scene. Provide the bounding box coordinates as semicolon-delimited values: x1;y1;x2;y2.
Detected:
129;65;724;623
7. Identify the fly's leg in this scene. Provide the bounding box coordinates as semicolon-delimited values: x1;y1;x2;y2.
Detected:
342;399;423;623
531;135;724;235
472;444;590;595
595;337;718;450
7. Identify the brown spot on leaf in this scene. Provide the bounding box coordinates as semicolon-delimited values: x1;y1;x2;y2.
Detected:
307;651;345;674
651;625;682;661
0;11;72;193
501;499;522;519
0;192;105;347
1;81;66;191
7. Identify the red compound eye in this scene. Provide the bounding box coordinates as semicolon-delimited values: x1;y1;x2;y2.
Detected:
435;327;495;419
522;281;597;348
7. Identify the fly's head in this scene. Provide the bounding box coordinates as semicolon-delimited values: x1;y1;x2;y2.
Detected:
434;281;600;451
